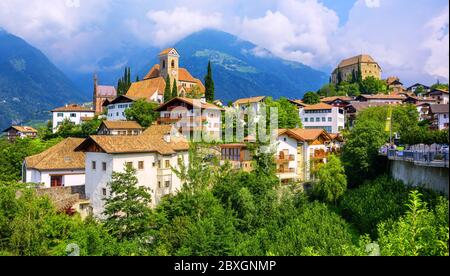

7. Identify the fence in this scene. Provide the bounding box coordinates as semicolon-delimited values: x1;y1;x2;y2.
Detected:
386;149;449;168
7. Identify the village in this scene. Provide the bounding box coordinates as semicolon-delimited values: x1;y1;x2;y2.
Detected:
2;48;448;219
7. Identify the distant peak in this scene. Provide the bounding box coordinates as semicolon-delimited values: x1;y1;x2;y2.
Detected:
0;27;7;35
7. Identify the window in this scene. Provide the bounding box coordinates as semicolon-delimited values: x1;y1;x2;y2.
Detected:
92;161;96;170
138;161;144;170
70;113;77;118
158;182;162;188
162;60;166;69
102;188;107;196
152;162;156;168
57;113;64;117
305;118;309;122
328;117;332;122
50;176;63;187
165;160;170;168
322;117;326;122
171;60;175;68
284;138;287;142
102;162;107;171
165;181;171;188
316;117;320;122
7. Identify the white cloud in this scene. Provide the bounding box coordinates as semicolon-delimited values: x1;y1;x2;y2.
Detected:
143;7;223;47
364;0;381;8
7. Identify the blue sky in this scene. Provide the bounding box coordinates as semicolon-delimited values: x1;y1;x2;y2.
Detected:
0;0;448;85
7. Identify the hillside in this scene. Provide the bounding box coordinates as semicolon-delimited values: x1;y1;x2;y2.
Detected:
0;30;86;130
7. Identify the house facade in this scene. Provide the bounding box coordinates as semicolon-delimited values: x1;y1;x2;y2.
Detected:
2;126;38;141
104;95;137;121
97;121;143;136
355;94;406;104
299;103;345;134
233;96;267;114
331;54;382;85
157;97;223;140
75;125;190;217
93;74;117;114
430;104;449;130
426;89;449;104
52;104;95;133
23;138;86;188
220;144;253;172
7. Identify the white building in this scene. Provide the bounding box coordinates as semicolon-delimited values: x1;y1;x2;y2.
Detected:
157;97;223;140
52;104;95;133
426;89;449;105
104;95;137;121
275;131;300;182
233;96;266;114
431;104;449;130
356;94;406;104
299;103;345;134
23;138;86;188
75;125;190;217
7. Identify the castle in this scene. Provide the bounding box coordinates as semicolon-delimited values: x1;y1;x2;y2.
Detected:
331;54;382;85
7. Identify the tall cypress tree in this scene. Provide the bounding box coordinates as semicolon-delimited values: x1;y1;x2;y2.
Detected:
172;79;178;99
204;61;215;102
164;75;172;103
117;67;132;96
357;63;363;84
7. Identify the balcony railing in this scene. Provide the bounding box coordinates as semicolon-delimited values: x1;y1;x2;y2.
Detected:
277;168;295;174
385;149;449;168
277;154;295;162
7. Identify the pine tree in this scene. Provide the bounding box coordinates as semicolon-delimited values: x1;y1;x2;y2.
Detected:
204;61;215;102
103;164;153;241
337;69;343;84
172;79;178;99
164;75;172;103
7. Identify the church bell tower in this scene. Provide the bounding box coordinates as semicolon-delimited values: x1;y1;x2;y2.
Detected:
159;48;180;87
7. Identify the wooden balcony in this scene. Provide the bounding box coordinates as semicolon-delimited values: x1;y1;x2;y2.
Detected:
276;154;295;163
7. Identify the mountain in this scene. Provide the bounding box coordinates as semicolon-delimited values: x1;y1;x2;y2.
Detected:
0;30;87;130
138;29;329;103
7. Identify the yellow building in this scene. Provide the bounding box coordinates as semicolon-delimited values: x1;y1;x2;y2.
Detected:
331;54;382;84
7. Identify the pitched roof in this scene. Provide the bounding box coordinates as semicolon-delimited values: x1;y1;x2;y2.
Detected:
3;126;38;133
97;85;117;97
233;96;267;106
107;95;138;105
358;94;406;100
144;64;161;80
289;99;309;107
178;68;206;92
126;77;166;98
303;103;334;110
159;48;179;56
25;138;86;171
100;121;143;130
52;104;94;113
76;125;189;155
279;128;331;142
346;102;392;113
338;54;379;68
427;88;449;95
320;96;354;103
406;83;430;90
156;97;223;111
430;104;449;114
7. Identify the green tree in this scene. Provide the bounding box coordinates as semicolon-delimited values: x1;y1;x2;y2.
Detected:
81;116;102;137
376;191;449;256
125;99;159;128
414;85;425;96
314;155;347;205
204;61;215;102
318;84;337;97
430;82;449;91
265;97;302;129
103;164;153;242
302;92;321;104
117;67;132;96
337;82;361;96
164;75;172;103
171;79;178;99
360;76;387;94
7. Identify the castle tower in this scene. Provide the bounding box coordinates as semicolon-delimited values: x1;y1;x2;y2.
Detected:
159;48;180;87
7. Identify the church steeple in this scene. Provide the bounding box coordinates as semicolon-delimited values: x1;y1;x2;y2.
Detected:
159;48;180;87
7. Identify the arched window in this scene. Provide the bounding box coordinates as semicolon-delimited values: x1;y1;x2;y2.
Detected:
162;60;166;69
171;60;175;68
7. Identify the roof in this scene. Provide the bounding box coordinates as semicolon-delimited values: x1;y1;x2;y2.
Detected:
159;48;179;56
156;97;223;111
106;95;138;105
427;88;449;95
3;126;37;133
178;68;206;92
329;133;344;142
346;102;392;113
358;94;406;100
100;121;143;130
126;77;166;98
278;128;331;142
144;64;161;80
52;104;94;113
233;96;267;106
386;76;403;86
320;96;353;103
97;85;117;97
430;104;449;114
337;54;379;68
303;103;334;110
76;125;189;155
25;138;86;171
289;99;308;107
407;83;430;90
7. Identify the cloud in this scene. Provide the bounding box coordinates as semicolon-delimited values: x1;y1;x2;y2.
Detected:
236;0;339;67
142;7;223;47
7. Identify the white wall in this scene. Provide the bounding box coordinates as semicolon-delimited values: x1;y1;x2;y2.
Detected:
85;151;189;218
52;111;95;133
300;107;345;133
106;103;132;121
24;168;85;188
438;113;449;130
276;134;299;174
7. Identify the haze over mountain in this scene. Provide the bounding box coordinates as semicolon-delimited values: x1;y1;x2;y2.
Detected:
68;30;328;103
0;30;86;130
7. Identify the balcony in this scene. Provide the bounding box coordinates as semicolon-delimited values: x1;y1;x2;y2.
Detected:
276;154;295;163
158;117;182;124
277;167;295;174
311;150;328;160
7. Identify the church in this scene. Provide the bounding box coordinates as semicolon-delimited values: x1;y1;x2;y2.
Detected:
126;48;205;103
